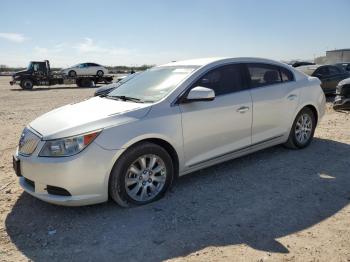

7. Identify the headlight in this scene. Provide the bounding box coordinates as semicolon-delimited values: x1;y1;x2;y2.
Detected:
39;131;100;157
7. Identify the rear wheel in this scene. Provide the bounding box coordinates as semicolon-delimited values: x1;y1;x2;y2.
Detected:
20;79;33;90
284;107;316;149
97;70;104;77
109;142;174;207
68;70;77;77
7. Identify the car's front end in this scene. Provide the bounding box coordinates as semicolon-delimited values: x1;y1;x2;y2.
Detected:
13;127;119;206
13;96;153;206
334;78;350;111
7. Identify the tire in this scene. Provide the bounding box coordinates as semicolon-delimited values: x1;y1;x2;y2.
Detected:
80;79;93;88
109;142;174;207
97;70;104;77
20;79;33;90
68;70;77;77
76;79;83;87
284;107;316;149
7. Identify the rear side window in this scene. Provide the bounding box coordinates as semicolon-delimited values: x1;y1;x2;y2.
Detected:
194;64;245;96
281;67;294;82
246;63;294;88
247;64;282;87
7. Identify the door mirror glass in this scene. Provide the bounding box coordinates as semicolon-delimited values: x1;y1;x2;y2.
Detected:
184;86;215;102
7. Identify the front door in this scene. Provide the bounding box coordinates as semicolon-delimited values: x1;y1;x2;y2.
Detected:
179;64;252;167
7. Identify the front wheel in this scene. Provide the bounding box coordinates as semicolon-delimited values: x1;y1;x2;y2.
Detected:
20;79;33;90
109;142;174;207
284;107;316;149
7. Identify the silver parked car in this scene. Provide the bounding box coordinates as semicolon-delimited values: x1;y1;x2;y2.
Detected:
13;57;326;207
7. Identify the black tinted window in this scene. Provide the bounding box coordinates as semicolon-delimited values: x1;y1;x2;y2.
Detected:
194;64;244;96
88;63;99;67
328;66;341;75
281;67;294;82
247;64;282;87
314;67;329;77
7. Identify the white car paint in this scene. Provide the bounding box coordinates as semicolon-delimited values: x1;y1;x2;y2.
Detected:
14;57;326;206
61;63;108;76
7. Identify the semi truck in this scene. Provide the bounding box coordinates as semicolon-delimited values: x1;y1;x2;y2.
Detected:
10;60;113;90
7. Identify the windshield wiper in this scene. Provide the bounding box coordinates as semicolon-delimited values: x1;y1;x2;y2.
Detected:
106;95;143;103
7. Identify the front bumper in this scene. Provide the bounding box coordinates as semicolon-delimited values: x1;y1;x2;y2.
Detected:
14;142;119;206
333;95;350;111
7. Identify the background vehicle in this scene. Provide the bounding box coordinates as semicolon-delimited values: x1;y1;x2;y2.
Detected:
333;78;350;110
94;72;142;96
10;60;113;90
61;63;108;77
335;62;350;72
292;61;315;68
297;64;350;94
14;57;326;207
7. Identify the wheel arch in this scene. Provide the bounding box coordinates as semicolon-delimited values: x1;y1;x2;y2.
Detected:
294;103;319;126
105;136;180;195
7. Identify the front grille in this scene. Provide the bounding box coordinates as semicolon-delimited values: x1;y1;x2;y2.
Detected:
24;178;35;189
46;185;71;196
18;128;40;156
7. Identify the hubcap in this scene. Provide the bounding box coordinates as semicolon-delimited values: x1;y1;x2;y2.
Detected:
125;154;166;202
295;113;312;144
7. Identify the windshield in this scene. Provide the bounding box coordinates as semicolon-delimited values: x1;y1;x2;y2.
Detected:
27;62;33;70
108;66;197;102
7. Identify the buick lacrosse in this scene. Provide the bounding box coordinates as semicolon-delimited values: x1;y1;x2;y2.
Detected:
13;57;326;207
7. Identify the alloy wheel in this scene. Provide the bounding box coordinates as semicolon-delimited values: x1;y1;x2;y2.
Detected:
125;154;167;202
295;113;312;144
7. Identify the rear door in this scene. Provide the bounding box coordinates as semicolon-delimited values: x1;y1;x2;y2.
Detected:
179;64;252;167
245;63;299;144
88;63;99;75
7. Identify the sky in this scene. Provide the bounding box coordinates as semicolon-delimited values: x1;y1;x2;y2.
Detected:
0;0;349;67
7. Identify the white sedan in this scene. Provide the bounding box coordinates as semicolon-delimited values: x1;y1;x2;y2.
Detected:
13;57;326;207
61;63;108;77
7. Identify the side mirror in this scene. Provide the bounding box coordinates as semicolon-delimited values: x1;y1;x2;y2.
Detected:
184;86;215;102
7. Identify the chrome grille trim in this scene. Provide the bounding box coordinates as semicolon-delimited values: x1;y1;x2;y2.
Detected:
18;128;40;156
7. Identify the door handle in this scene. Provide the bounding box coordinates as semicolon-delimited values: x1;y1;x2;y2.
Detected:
287;94;298;100
236;106;249;113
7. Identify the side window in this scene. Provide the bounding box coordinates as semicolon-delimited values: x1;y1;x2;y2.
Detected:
194;64;245;96
314;67;329;77
247;63;282;88
33;64;39;71
328;66;341;75
280;67;294;82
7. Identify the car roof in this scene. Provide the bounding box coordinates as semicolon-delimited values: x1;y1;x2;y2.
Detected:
160;57;293;68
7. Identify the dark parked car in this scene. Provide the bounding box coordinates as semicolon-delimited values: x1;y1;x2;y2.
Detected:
292;61;315;68
335;62;350;72
298;64;350;94
94;72;142;96
333;77;350;111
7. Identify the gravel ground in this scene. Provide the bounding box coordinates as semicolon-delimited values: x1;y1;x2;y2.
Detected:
0;76;350;262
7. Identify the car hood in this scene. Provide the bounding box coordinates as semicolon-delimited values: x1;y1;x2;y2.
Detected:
13;70;30;76
29;96;152;140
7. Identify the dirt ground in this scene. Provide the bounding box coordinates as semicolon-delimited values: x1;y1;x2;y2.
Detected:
0;76;349;262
